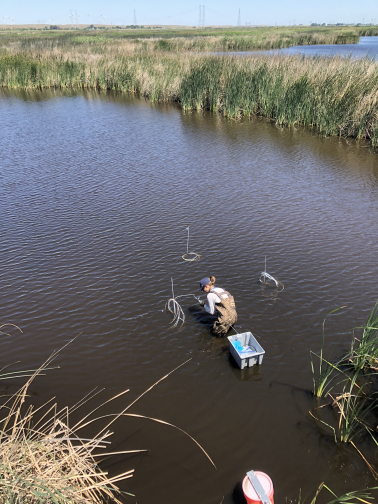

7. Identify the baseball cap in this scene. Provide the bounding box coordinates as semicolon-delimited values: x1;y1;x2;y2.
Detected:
199;277;210;291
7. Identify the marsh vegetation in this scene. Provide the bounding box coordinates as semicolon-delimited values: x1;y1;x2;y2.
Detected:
1;30;378;146
0;25;372;50
310;302;378;476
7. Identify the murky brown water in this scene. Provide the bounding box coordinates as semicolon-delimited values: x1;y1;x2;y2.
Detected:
1;89;378;504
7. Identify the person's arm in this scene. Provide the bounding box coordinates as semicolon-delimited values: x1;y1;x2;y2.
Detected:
204;293;217;315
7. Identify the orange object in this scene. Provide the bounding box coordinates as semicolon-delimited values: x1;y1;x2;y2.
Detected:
242;471;274;504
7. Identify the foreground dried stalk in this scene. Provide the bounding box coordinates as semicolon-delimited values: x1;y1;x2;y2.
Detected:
0;340;214;503
0;341;136;503
0;418;134;503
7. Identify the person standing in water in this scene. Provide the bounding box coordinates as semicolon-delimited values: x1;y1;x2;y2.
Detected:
198;276;237;336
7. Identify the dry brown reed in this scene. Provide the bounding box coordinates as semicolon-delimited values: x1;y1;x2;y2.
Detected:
0;340;134;503
0;341;215;503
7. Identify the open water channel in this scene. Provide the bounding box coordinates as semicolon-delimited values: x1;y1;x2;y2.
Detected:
217;36;378;59
1;89;378;504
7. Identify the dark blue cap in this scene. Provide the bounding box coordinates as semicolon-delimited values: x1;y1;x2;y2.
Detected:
199;277;210;291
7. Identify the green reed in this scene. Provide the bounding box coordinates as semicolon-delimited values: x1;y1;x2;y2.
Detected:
299;482;378;504
334;376;377;443
1;31;378;146
310;307;347;398
310;370;378;444
309;299;378;482
351;300;378;371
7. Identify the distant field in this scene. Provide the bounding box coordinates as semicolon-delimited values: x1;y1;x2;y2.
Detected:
1;25;377;50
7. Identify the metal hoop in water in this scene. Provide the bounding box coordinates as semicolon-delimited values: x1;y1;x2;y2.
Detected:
182;226;200;262
182;252;201;262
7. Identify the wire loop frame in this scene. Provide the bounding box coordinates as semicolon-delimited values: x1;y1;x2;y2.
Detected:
165;298;185;328
165;282;198;329
165;294;199;328
182;226;200;262
259;256;284;293
165;279;186;329
182;252;201;262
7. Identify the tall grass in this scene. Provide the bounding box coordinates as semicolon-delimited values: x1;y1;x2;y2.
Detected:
310;307;347;398
1;36;378;146
350;300;378;371
330;378;377;443
310;301;378;476
309;368;377;445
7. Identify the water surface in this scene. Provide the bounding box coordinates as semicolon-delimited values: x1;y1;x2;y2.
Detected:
1;89;378;504
279;35;378;58
216;36;378;59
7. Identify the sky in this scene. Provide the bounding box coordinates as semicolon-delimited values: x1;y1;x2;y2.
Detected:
1;0;377;27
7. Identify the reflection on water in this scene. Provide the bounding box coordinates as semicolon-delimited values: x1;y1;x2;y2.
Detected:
1;89;378;503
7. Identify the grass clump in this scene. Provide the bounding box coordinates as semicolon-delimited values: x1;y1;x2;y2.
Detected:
309;301;378;475
0;347;134;503
350;300;378;371
299;482;378;504
0;342;215;503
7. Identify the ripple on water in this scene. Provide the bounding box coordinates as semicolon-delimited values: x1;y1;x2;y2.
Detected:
1;90;378;503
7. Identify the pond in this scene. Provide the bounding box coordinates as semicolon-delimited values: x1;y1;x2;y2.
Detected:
1;89;378;504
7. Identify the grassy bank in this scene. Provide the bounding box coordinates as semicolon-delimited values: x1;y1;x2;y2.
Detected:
2;34;378;147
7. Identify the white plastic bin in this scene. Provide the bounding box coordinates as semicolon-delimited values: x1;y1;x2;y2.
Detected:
227;332;265;370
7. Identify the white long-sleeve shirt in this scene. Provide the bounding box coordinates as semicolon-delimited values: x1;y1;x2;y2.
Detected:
204;287;228;315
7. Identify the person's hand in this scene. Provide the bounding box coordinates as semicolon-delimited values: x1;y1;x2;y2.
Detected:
196;297;205;307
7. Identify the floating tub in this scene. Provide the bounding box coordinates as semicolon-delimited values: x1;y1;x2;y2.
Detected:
227;332;265;370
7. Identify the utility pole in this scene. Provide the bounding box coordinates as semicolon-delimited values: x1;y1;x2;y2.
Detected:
134;9;137;25
198;5;201;27
202;5;205;27
237;8;241;26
